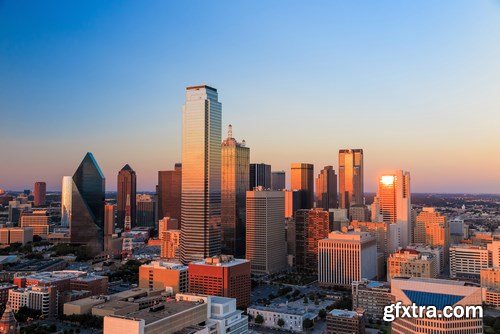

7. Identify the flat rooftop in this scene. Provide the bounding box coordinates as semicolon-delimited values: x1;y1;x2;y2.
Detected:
113;300;205;325
329;309;359;318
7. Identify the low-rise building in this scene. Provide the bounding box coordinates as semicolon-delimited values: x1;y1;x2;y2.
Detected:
449;244;490;279
387;249;437;281
326;309;365;334
352;280;392;320
138;261;188;293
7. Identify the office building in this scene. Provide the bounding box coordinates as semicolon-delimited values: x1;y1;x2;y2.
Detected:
449;244;490;279
8;201;31;224
318;231;377;287
33;182;46;207
117;164;137;229
406;244;444;273
481;267;500;308
414;207;450;263
373;170;411;251
352;280;392;321
160;230;181;259
158;163;182;222
449;218;467;243
0;227;33;245
180;85;222;264
138;261;188;293
387;249;437;281
70;152;105;255
8;286;56;317
104;204;115;251
61;176;72;227
349;205;369;222
350;221;389;259
390;277;483;334
221;125;249;257
488;240;500;268
20;210;49;238
338;149;363;209
290;163;314;209
136;194;155;227
246;190;287;275
249;163;271;190
326;309;365;334
271;171;285;191
315;166;337;210
188;255;250;309
294;208;329;272
284;189;301;219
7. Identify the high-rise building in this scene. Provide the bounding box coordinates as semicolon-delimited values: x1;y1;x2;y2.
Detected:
221;125;249;257
20;210;49;238
318;231;377;287
290;163;314;209
373;170;411;251
246;189;287;274
449;244;490;279
390;277;483;334
350;220;389;260
136;194;156;227
284;190;301;219
117;164;136;229
70;152;105;255
249;163;271;190
414;207;450;262
138;261;188;294
294;208;329;272
180;85;222;264
61;176;72;227
33;182;46;207
349;205;369;222
387;249;438;281
315;166;337;210
104;204;115;251
338;149;364;209
271;171;286;191
449;218;467;243
157;163;182;221
188;255;251;309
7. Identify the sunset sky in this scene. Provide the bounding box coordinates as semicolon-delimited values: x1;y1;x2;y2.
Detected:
1;1;500;193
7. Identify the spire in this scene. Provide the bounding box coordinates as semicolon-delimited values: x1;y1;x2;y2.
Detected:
0;304;18;334
227;124;233;139
121;164;133;172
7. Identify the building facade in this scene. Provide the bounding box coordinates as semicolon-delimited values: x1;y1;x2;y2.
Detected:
290;163;314;210
294;208;329;272
249;163;271;190
315;166;337;210
157;163;182;222
117;164;137;229
338;149;363;209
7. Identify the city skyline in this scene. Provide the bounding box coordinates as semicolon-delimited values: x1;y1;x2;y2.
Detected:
1;1;500;193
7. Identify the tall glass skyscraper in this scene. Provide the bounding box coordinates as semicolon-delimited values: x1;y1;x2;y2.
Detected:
117;164;136;229
338;149;364;209
221;125;250;257
249;163;271;190
70;152;105;255
291;163;314;209
61;176;73;227
315;166;338;210
180;85;222;264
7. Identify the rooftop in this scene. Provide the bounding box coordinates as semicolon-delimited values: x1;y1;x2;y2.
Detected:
329;309;360;319
191;255;249;267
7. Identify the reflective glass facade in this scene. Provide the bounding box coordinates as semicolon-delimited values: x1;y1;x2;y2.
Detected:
117;164;136;229
70;152;105;255
290;163;314;209
60;176;72;227
221;128;249;257
315;165;338;210
180;85;222;264
338;149;364;209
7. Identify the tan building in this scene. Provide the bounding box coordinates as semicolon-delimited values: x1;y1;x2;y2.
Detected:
350;221;389;258
390;278;483;334
387;249;437;281
481;267;500;308
487;240;500;267
414;208;449;262
450;244;490;279
352;280;392;321
318;231;377;287
326;309;365;334
294;208;329;272
20;211;49;238
246;190;286;274
160;230;180;259
0;228;33;245
138;261;188;293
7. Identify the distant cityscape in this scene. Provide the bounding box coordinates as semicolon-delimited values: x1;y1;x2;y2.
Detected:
0;85;499;334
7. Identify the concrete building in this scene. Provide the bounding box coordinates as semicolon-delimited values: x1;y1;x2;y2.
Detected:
271;171;285;191
414;208;449;263
138;261;188;293
481;267;500;308
348;205;369;222
246;190;287;275
326;309;365;334
318;231;377;287
20;210;49;238
352;280;392;321
188;255;250;309
8;286;55;317
449;244;490;279
390;277;483;334
0;228;33;245
387;249;437;281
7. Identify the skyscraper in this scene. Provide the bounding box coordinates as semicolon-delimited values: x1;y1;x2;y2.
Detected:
104;204;115;252
136;194;156;227
246;189;287;274
290;163;314;210
70;152;105;256
33;182;46;207
221;125;250;257
180;85;222;264
61;176;72;227
271;171;286;191
315;166;338;210
249;163;271;190
158;163;182;221
338;149;364;209
294;208;329;272
117;164;136;230
373;170;411;251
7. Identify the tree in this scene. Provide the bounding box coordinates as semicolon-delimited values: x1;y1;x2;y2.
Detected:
318;309;327;320
302;318;314;330
255;314;264;324
303;296;309;304
277;318;285;327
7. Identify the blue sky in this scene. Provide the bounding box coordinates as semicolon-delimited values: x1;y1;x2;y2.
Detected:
1;0;500;192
